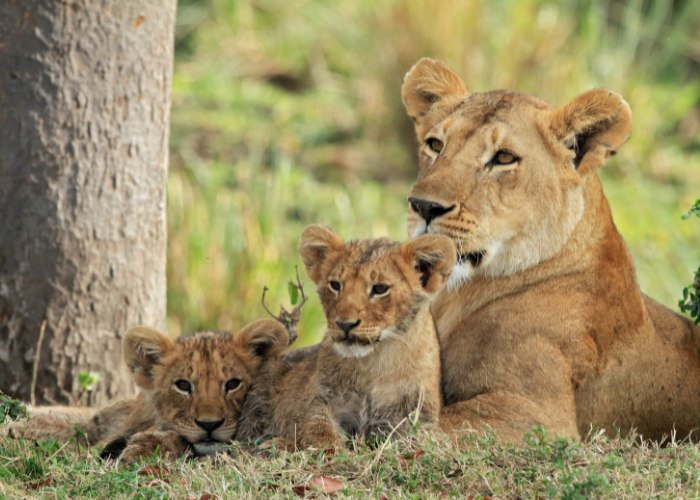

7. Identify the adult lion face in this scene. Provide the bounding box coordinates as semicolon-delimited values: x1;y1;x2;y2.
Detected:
401;58;631;288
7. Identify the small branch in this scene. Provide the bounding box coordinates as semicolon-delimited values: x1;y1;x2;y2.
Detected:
260;286;276;319
30;320;47;407
261;266;308;345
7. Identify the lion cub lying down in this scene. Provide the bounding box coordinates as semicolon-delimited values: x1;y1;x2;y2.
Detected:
235;225;456;449
9;319;288;462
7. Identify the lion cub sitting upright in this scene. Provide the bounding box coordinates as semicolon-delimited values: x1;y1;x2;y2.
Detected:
236;225;456;449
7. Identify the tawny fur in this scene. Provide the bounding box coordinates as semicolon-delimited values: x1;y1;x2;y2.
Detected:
401;58;700;442
235;226;456;449
8;320;288;462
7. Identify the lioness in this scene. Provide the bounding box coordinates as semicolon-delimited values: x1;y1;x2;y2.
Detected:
8;319;288;461
235;225;456;448
401;58;700;442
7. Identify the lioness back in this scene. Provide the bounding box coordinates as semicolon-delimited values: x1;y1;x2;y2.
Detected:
236;226;456;448
401;58;700;442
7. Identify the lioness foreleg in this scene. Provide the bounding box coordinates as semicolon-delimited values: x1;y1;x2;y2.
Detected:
441;391;579;443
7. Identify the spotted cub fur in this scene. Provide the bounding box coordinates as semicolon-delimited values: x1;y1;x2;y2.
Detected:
236;225;455;448
8;320;288;462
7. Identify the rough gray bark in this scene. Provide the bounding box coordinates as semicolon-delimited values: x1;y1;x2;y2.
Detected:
0;0;176;405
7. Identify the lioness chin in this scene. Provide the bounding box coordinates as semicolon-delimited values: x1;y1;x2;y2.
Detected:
401;58;700;443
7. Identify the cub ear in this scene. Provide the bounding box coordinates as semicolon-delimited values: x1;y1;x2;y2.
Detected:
400;234;456;294
401;58;467;126
123;326;175;389
549;88;632;174
298;224;344;285
235;319;289;360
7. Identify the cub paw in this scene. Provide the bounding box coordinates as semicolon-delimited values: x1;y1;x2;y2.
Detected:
299;424;343;451
100;436;128;460
112;430;191;463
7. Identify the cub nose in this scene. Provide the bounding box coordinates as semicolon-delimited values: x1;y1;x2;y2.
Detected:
195;419;224;433
335;319;361;335
408;197;453;225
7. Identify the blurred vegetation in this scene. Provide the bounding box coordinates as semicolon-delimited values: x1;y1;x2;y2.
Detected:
679;199;700;324
0;392;27;424
167;0;700;344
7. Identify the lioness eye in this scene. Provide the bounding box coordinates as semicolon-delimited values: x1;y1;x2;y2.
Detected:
174;379;192;393
328;280;342;293
426;138;444;154
371;283;390;297
225;378;242;392
491;150;518;166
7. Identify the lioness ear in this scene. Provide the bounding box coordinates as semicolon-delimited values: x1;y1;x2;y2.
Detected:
550;88;632;174
235;319;289;360
123;326;175;389
400;234;456;294
298;224;344;285
401;58;467;126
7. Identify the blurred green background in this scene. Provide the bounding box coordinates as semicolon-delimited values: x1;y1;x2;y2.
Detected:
166;0;700;345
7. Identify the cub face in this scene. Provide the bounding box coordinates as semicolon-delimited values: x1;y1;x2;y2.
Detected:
299;225;455;358
401;58;632;287
123;319;288;452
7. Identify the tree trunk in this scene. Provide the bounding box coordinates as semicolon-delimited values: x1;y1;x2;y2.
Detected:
0;0;175;405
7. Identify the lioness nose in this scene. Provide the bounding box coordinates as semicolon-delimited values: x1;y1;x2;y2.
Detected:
195;419;224;433
336;319;361;335
408;197;453;225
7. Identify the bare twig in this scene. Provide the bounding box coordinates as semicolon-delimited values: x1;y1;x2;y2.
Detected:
30;320;47;407
261;266;308;345
260;286;276;319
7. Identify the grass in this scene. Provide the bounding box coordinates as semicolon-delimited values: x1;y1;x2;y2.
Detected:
2;421;700;498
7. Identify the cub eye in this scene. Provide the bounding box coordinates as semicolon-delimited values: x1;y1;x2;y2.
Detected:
490;150;519;166
174;379;192;394
328;280;342;293
225;378;242;393
370;283;390;297
426;137;444;154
